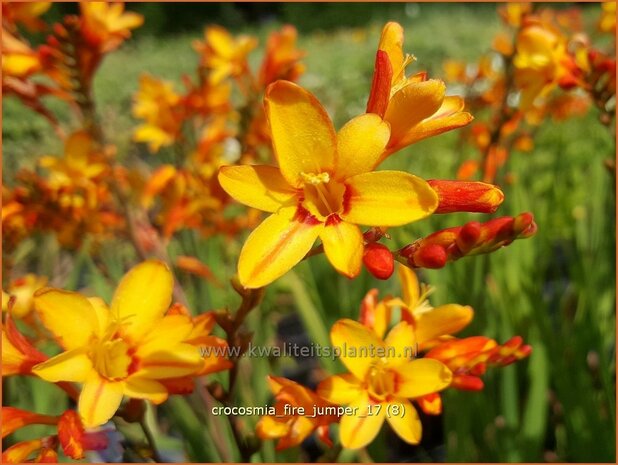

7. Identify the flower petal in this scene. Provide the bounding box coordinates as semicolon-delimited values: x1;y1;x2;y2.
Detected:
135;343;202;379
317;374;363;406
265;81;336;187
319;218;363;278
32;349;93;383
385;79;446;147
218;165;297;212
123;377;169;404
386;399;421;444
33;289;98;351
398;265;420;309
393;359;452;398
378;22;405;84
256;415;290;440
383;321;417;367
413;304;474;347
238;209;323;288
331;319;382;380
335;114;390;179
339;393;385;449
342;171;438;226
111;260;174;341
78;372;124;428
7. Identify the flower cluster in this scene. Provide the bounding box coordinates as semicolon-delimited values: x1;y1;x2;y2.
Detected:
256;266;531;450
443;3;615;183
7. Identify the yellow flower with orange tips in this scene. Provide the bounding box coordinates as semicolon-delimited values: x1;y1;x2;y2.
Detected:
367;22;473;158
132;74;184;153
80;1;143;52
256;376;337;450
193;25;257;84
317;319;452;449
218;80;439;288
31;260;214;427
1;28;41;79
361;265;473;351
513;19;577;109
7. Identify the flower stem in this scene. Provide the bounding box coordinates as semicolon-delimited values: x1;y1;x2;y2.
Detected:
139;417;163;463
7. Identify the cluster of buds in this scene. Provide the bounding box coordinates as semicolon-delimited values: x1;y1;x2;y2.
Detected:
398;212;537;269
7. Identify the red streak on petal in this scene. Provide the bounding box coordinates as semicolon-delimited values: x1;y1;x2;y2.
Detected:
366;50;393;118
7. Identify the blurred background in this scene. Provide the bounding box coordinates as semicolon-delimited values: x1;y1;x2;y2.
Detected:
3;2;616;463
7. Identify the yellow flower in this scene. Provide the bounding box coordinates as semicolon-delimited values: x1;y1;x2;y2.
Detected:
513;21;573;109
193;25;257;84
1;28;41;78
317;319;452;449
367;22;472;157
374;265;474;350
80;1;143;53
31;261;204;427
132;74;184;153
599;2;616;33
2;274;48;318
218;80;439;288
256;376;337;450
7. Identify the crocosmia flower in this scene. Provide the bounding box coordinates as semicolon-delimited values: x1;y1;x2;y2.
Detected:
31;260;204;427
317;319;452;449
218;80;438;288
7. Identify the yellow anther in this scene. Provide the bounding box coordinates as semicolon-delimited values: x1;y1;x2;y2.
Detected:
300;172;330;185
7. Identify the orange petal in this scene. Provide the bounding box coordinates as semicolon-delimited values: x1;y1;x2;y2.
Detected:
238;208;323;288
385;79;446;147
378;22;405;85
1;407;58;439
264;81;336;187
342;171;438;226
366;50;393;117
134;342;202;379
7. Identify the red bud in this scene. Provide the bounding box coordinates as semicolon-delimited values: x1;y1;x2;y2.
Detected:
363;243;394;279
428;179;504;214
413;244;447;269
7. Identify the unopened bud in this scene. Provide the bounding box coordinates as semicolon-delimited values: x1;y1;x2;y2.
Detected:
413;244;447;269
363;243;394;279
428;179;504;214
457;221;482;251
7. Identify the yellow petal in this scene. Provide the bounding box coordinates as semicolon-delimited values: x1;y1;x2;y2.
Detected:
398;265;420;309
123;377;169;404
330;319;382;380
135;343;202;379
378;22;405;85
136;315;194;357
342;171;438;226
339;393;385;449
385;80;446;148
317;374;363;405
335;114;390;179
383;321;417;367
386;96;473;153
414;304;473;347
238;209;323;288
79;372;124;428
393;359;452;398
34;289;98;351
386;399;421;444
32;349;92;383
319;218;363;278
218;165;297;212
265;81;336;187
256;415;290;439
111;260;174;342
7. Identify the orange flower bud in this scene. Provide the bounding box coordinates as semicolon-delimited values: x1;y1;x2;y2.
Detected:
428;179;504;214
362;243;394;279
